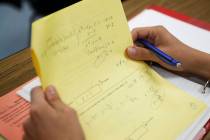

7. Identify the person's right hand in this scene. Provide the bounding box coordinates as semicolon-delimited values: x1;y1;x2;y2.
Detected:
126;26;210;80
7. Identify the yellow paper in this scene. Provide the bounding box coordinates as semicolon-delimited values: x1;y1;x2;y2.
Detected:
31;0;207;139
0;136;5;140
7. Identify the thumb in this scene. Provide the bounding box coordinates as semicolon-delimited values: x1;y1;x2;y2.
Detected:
126;46;183;72
45;85;66;111
126;46;158;62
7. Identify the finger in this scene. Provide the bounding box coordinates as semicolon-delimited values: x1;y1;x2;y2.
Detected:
30;86;54;120
23;134;30;140
154;58;183;72
126;46;183;71
23;118;35;140
126;46;158;62
45;85;66;112
31;86;47;106
131;27;157;42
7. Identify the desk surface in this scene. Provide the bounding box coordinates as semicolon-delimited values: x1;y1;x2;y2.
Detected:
0;0;210;96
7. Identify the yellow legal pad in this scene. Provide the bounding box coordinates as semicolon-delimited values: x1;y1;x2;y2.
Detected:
31;0;207;139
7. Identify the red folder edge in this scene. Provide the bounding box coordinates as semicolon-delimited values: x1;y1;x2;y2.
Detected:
147;6;210;31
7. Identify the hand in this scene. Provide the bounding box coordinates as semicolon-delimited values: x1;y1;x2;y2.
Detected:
23;86;85;140
126;26;210;79
204;131;210;140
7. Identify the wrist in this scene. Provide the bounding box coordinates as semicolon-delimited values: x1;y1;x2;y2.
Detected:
187;50;210;79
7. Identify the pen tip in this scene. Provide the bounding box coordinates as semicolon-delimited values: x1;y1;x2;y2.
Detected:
176;63;182;68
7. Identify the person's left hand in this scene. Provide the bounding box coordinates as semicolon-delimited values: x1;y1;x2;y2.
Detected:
23;86;85;140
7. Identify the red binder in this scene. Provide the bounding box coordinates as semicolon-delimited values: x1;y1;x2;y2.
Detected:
147;6;210;31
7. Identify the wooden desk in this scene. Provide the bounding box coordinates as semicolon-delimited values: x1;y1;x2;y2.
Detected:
1;0;210;97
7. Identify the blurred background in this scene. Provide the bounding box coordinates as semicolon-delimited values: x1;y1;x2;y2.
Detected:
0;0;81;60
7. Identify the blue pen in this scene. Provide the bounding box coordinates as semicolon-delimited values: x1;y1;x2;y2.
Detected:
136;39;181;68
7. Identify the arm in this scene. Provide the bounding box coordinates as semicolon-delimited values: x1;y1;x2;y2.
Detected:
126;26;210;80
189;50;210;80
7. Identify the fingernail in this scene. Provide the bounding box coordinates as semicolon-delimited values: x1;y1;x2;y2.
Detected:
127;47;136;56
46;86;56;99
